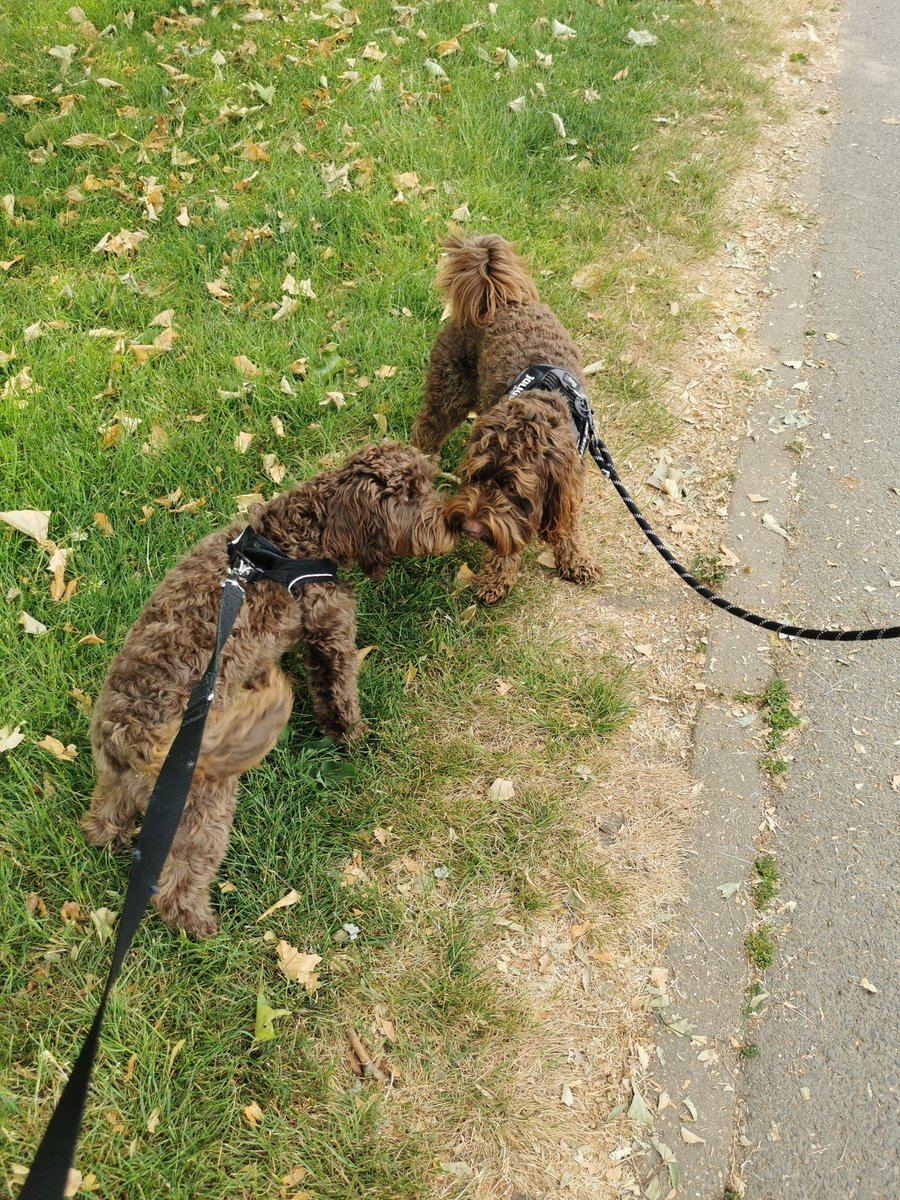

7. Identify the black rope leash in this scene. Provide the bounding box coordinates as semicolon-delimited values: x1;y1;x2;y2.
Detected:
21;529;337;1200
508;365;900;642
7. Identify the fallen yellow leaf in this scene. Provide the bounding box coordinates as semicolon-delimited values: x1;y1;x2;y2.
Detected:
233;355;261;379
36;735;77;761
257;888;302;922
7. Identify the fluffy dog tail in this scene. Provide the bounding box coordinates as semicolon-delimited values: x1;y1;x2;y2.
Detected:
436;234;539;327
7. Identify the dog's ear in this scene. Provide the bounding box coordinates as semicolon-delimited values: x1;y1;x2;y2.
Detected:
322;476;392;580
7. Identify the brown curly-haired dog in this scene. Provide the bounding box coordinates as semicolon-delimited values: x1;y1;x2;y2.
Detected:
410;233;601;604
83;442;457;938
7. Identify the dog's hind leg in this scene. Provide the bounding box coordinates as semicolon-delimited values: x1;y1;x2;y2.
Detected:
153;774;238;939
410;324;478;456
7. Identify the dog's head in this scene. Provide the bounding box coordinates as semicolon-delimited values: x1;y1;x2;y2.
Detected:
446;394;581;556
323;442;458;579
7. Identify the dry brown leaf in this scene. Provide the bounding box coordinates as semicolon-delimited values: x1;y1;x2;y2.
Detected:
571;263;604;294
46;547;69;602
77;633;104;645
235;493;265;514
391;171;419;193
454;562;476;588
149;309;174;328
272;295;299;323
262;453;285;484
375;364;397;379
270;415;285;438
146;1108;160;1134
536;549;557;569
256;889;302;922
68;687;92;715
152;327;177;352
234;431;254;454
0;509;51;543
173;497;205;514
142;425;169;455
19;611;49;636
680;1127;705;1144
242;1102;263;1128
206;279;232;302
489;778;515;803
233;355;261;379
92;228;147;257
241;140;271;162
436;37;462;56
37;735;77;761
276;941;322;993
0;726;25;753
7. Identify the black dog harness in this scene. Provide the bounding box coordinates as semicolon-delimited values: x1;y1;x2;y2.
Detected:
507;363;595;455
228;524;338;594
507;364;899;642
21;529;337;1200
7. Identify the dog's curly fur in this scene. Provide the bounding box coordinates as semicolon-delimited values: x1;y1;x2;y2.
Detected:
410;233;601;603
83;442;457;938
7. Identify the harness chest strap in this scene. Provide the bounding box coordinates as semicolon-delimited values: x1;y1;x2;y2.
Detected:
506;363;597;455
227;524;338;594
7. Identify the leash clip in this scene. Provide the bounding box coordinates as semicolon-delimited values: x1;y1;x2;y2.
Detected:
225;553;256;587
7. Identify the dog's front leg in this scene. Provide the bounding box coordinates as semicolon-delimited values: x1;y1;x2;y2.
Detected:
542;463;602;586
300;599;367;742
475;550;522;605
549;530;602;586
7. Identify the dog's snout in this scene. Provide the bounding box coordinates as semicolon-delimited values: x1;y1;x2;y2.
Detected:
461;517;485;539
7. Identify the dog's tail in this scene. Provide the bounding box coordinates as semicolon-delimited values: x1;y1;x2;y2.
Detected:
436;234;539;327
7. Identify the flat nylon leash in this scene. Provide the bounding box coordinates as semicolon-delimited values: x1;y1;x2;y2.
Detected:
20;574;245;1200
21;529;337;1200
508;365;900;642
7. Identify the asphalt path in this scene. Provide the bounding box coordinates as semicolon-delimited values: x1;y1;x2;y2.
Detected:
652;3;898;1196
741;1;899;1194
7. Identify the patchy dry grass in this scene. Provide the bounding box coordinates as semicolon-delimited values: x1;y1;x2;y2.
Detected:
1;0;795;1196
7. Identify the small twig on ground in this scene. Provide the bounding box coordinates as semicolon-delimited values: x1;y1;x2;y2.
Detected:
346;1026;392;1086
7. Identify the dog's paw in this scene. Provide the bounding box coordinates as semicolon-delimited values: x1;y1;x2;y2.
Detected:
343;719;370;744
158;902;219;940
82;813;135;852
475;579;511;605
557;557;603;586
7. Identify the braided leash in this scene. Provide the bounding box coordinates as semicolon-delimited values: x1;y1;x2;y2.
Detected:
585;435;899;642
507;365;900;642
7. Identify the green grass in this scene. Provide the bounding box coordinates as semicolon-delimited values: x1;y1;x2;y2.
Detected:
751;853;780;910
759;679;801;748
689;550;729;591
739;677;801;776
738;1042;760;1059
1;0;789;1194
745;925;776;971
